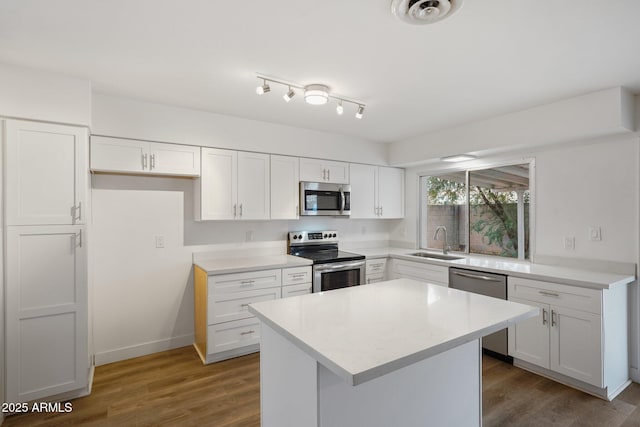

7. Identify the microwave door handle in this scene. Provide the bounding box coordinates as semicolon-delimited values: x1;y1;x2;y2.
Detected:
340;189;346;212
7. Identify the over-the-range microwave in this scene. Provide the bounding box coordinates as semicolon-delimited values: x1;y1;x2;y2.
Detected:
299;182;351;216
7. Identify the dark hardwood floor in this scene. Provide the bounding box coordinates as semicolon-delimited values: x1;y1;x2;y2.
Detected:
4;346;640;426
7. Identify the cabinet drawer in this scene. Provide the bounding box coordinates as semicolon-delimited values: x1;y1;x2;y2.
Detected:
208;269;282;293
508;277;601;315
208;287;280;325
366;273;385;284
282;266;312;286
392;259;448;285
207;318;261;354
366;259;387;274
282;283;312;298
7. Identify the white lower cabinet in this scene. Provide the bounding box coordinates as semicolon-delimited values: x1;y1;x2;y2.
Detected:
366;259;387;284
6;225;89;402
389;259;448;286
508;276;628;400
194;265;311;363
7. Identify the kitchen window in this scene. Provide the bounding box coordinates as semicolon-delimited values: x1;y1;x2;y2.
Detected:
420;163;531;260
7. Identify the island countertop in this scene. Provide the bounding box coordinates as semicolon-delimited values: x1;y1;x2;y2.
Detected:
249;279;538;386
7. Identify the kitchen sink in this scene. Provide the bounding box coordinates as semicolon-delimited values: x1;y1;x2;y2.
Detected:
409;252;464;261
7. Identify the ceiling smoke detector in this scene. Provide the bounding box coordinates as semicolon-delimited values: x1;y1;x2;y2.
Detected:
391;0;464;25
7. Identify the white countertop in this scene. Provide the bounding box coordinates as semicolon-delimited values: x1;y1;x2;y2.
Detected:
194;254;312;275
355;247;634;290
249;279;538;386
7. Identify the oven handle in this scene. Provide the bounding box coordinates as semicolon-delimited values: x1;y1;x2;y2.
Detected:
314;260;365;272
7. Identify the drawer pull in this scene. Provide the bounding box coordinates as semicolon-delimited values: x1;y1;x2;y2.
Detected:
539;291;560;297
290;274;306;279
542;308;547;325
551;310;557;327
240;303;249;308
240;330;255;336
240;280;255;286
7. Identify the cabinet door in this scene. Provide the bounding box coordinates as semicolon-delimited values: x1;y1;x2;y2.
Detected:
507;298;550;368
349;164;378;218
90;136;147;174
6;120;87;225
6;226;88;402
324;160;349;184
550;305;603;387
299;158;326;182
270;155;299;220
149;142;200;176
199;148;237;220
237;152;270;220
378;167;404;218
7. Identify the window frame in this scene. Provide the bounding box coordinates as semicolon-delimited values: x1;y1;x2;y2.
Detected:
418;158;536;261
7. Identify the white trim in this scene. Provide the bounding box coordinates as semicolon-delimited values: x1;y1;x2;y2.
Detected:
94;333;194;366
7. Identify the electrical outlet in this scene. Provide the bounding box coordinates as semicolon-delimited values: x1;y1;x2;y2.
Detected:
563;236;575;250
588;226;601;241
155;235;165;248
246;230;254;242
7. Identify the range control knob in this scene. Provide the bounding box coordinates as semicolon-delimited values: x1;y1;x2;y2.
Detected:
332;233;337;238
323;234;328;238
293;235;298;239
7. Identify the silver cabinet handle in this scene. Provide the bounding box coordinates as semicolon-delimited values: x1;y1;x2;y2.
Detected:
542;308;547;325
327;169;330;181
240;303;249;308
295;204;299;217
73;230;83;248
539;291;560;297
239;203;243;217
233;204;237;217
322;169;327;180
142;153;148;170
150;154;155;170
551;310;557;327
451;271;502;282
380;206;383;216
240;330;255;336
72;202;82;223
290;274;306;279
77;202;82;221
240;280;254;286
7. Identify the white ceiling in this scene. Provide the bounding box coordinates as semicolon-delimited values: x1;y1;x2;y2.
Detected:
1;0;640;143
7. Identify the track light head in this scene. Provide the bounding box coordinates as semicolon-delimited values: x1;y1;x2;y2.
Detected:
256;80;270;95
355;105;365;119
336;100;344;115
283;87;295;102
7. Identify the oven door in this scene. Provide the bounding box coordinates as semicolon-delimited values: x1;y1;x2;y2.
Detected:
300;182;351;216
313;260;365;292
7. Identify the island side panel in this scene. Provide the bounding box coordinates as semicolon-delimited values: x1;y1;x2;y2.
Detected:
261;324;318;427
317;339;482;427
193;266;208;362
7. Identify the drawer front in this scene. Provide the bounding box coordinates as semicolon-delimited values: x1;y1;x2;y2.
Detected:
282;266;312;286
366;273;385;284
282;282;312;298
392;260;448;285
366;258;387;274
208;287;280;324
209;269;282;294
508;276;601;315
207;318;261;354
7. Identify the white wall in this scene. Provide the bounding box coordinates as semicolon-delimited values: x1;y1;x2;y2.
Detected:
389;87;635;167
92;93;388;165
0;62;92;126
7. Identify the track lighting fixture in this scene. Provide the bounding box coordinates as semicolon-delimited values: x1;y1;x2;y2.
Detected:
256;79;270;95
283;87;295;102
255;74;366;120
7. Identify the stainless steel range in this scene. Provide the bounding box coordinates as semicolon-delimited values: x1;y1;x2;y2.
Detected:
288;231;365;293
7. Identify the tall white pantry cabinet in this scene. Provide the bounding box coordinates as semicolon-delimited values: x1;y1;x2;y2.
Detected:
3;119;92;403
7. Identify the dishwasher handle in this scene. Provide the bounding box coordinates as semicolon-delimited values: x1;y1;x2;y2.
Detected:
450;270;503;282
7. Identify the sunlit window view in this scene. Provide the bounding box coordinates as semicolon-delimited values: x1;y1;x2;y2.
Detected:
421;164;530;259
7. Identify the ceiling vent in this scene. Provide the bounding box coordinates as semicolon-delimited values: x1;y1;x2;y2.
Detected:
391;0;464;25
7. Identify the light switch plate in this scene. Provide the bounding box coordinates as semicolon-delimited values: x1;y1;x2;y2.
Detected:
155;235;165;248
563;236;575;250
588;226;601;241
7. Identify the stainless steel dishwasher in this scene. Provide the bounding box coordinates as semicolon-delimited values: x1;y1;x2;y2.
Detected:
449;267;509;359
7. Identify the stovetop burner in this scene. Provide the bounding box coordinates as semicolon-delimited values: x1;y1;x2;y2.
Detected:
288;231;365;264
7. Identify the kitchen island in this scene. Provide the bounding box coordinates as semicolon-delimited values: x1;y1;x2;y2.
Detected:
249;279;538;427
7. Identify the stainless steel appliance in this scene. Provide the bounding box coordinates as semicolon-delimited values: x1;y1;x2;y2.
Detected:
449;267;510;360
299;182;351;216
288;231;365;292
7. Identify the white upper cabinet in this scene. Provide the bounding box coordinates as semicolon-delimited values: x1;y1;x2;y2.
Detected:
237;151;270;220
299;158;349;184
349;164;404;219
5;120;87;226
271;155;299;220
90;136;200;177
196;148;270;221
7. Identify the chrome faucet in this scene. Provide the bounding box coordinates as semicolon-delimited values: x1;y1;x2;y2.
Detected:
433;226;450;255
